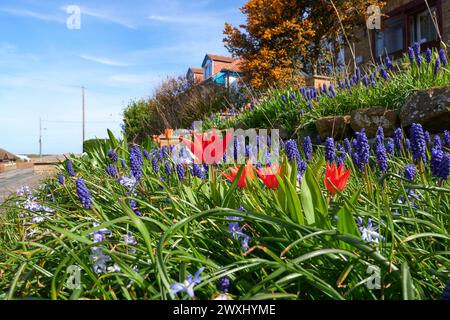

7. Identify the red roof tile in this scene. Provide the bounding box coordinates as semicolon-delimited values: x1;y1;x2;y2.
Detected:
189;68;203;74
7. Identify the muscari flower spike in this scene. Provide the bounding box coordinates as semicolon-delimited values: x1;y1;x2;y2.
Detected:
108;149;118;162
218;276;231;293
404;164;417;181
324;137;336;163
386;138;395;155
425;48;432;64
106;164;118;177
66;160;76;177
444;131;450;147
393;128;403;151
57;173;65;185
436;152;450;181
434;135;442;149
303;136;313;161
176;163;185;180
439;48;447;66
285;139;301;163
434;57;441;75
355;129;370;169
410;123;427;164
344;138;352;154
129;146;143;180
76;177;92;209
376;142;388;173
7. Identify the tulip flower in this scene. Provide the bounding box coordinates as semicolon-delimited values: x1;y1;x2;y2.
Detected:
165;128;174;140
180;129;233;164
256;164;280;190
324;163;351;196
222;161;254;189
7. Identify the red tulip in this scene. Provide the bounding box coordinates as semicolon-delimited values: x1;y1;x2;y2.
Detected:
324;163;351;196
222;161;255;189
164;128;174;140
180;128;233;164
256;164;280;190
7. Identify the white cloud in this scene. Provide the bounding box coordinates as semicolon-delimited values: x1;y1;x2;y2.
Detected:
79;54;130;67
61;5;137;29
0;6;65;23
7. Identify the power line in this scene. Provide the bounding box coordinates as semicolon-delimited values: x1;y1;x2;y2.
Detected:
41;120;121;124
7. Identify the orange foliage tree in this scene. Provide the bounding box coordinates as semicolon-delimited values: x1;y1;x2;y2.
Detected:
224;0;385;89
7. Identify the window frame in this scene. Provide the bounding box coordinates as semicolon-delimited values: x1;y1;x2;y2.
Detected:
371;0;442;60
204;60;213;80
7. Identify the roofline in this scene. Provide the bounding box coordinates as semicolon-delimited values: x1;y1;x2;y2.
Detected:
187;67;203;74
201;54;236;68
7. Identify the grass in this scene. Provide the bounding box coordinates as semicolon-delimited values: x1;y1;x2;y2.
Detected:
0;125;449;300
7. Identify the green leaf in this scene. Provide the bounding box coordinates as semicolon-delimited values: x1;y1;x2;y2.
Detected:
284;177;304;225
222;164;245;207
336;190;360;250
300;166;328;226
401;262;416;300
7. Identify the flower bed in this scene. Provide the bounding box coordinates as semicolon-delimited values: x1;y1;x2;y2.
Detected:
0;124;449;300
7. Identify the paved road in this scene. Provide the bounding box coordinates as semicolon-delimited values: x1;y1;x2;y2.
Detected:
0;168;44;203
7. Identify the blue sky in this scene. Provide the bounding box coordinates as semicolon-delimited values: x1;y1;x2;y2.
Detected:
0;0;245;155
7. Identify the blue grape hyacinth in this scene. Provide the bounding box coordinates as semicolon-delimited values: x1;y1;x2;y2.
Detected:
410;123;427;164
106;164;118;177
303;136;313;161
439;48;447;66
176;163;185;180
404;164;417;181
376;142;388;173
108;149;118;162
66;160;76;177
393;128;403;151
355;129;370;169
324;137;336;163
57;173;65;185
76;177;92;209
285;139;300;163
130;146;143;180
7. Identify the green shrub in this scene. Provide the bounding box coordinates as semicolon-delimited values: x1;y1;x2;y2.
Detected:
122;99;152;144
83;138;110;153
122;76;251;143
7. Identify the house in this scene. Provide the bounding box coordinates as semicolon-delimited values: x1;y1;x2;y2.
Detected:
346;0;449;65
0;148;17;162
186;54;243;88
186;68;204;84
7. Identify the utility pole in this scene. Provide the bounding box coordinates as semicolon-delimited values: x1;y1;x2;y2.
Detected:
39;117;42;161
82;86;86;145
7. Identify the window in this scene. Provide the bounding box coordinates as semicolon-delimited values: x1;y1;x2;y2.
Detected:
409;7;438;45
204;61;213;79
375;16;403;56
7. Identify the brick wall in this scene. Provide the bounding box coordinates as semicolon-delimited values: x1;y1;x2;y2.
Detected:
16;162;34;169
0;162;15;173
